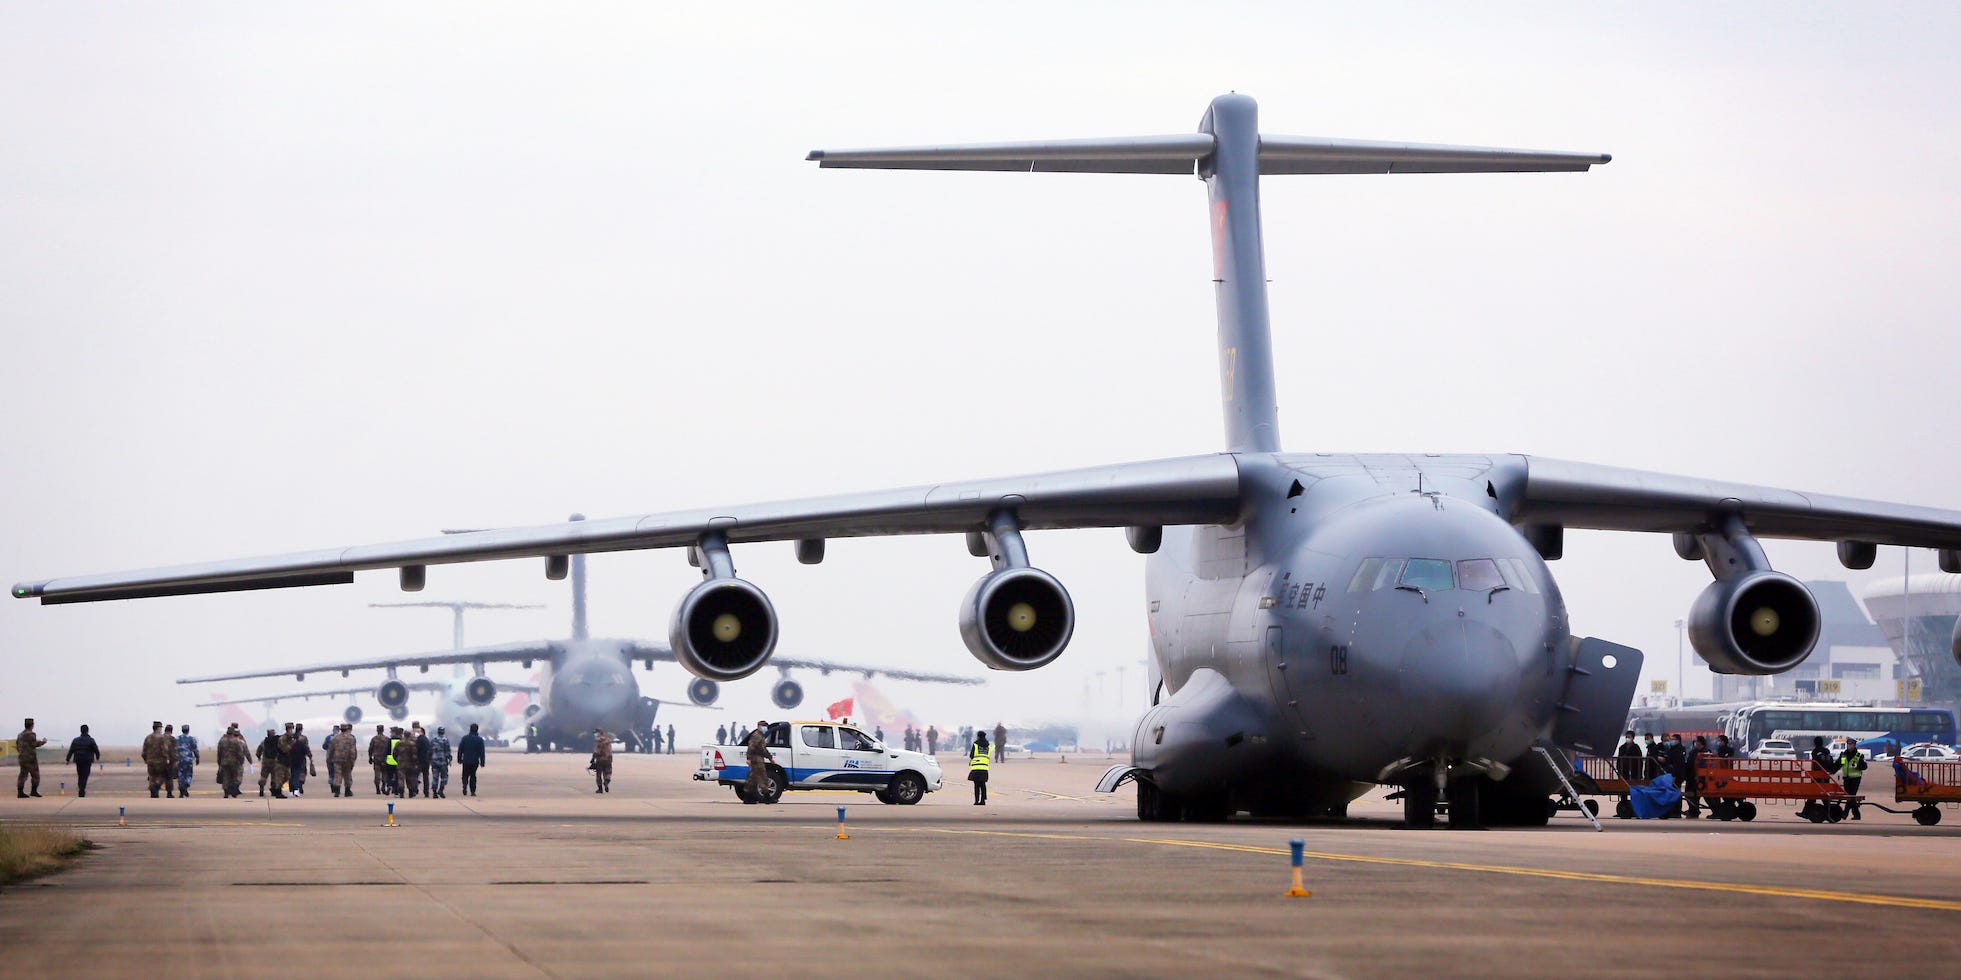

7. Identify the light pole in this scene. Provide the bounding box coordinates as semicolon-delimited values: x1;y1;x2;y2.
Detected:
1674;618;1686;705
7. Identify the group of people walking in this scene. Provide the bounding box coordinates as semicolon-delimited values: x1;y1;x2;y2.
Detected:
1616;729;1872;819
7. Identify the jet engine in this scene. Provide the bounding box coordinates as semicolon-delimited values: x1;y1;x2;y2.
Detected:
1951;616;1961;668
523;703;541;719
1687;571;1821;675
772;678;804;710
463;676;498;707
670;578;778;682
959;567;1075;671
376;679;411;711
388;706;409;722
342;705;364;725
688;677;720;707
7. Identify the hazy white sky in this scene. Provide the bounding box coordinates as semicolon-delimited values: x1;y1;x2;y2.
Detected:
4;3;1958;744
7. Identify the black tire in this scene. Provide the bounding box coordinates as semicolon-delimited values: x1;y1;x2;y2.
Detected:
1404;779;1437;829
875;787;898;805
1615;799;1634;820
760;765;787;804
885;771;926;806
1914;805;1941;826
1825;803;1844;824
1738;801;1757;822
1583;799;1601;818
734;783;753;804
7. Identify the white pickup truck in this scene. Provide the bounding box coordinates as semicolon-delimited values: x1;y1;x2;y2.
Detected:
695;720;944;805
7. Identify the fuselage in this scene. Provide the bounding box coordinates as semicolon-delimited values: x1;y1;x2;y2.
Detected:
1137;453;1568;808
531;639;643;742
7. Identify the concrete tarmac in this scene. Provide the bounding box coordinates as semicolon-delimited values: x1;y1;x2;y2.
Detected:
3;750;1958;978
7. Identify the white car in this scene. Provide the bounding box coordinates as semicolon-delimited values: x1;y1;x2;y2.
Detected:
1897;743;1960;763
1751;738;1796;760
695;720;944;804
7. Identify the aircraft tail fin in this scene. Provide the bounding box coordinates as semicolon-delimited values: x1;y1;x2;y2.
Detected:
810;95;1608;453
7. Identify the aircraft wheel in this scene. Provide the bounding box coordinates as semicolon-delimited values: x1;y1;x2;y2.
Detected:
1737;801;1757;822
885;771;925;806
1914;805;1941;826
1404;779;1437;829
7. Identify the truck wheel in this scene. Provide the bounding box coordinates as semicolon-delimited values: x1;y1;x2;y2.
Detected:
760;765;787;805
734;783;753;804
885;772;925;806
875;787;898;805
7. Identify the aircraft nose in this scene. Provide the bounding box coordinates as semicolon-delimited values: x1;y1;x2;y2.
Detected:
1395;621;1521;748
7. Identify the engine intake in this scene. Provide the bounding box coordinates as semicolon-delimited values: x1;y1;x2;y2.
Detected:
376;679;411;710
959;567;1074;671
772;678;804;710
464;676;498;707
1687;571;1820;675
670;577;778;682
687;678;720;707
342;705;364;725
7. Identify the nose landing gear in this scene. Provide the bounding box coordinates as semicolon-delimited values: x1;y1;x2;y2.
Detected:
1399;760;1484;830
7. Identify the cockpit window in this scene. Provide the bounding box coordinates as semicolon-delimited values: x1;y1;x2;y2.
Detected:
1400;559;1455;591
1498;558;1542;594
1457;559;1504;592
1349;558;1388;592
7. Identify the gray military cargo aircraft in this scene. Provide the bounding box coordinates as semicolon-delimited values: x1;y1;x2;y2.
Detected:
19;94;1961;826
173;522;983;753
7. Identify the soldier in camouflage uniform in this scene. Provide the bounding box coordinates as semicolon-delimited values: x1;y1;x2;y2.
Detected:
141;721;174;798
328;724;359;797
590;728;613;794
287;723;315;796
216;724;250;798
368;724;389;795
427;726;453;799
255;727;280;796
14;718;47;798
394;724;419;797
175;722;201;797
272;723;296;798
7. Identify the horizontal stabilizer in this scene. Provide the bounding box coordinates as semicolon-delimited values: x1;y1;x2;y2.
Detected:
1258;136;1609;175
808;134;1607;176
808;135;1213;174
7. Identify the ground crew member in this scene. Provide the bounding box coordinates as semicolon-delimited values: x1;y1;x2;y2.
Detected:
743;719;773;804
270;723;295;797
1715;734;1736;758
162;725;180;798
666;724;675;755
142;721;175;798
395;724;420;797
14;718;48;798
413;723;433;797
1810;736;1837;776
217;724;250;798
590;728;614;793
1682;735;1708;818
651;728;663;754
175;722;201;797
716;724;727;745
993;723;1007;764
327;724;357;797
287;723;315;796
427;726;452;798
368;724;389;794
458;723;486;797
927;726;939;755
255;727;281;797
1838;737;1868;820
969;730;991;805
385;727;404;796
65;724;101;798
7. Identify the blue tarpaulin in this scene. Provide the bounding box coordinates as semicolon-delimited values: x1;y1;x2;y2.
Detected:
1628;772;1680;819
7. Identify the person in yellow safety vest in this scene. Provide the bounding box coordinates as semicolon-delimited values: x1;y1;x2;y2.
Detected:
385;728;403;797
1837;738;1868;821
968;730;991;806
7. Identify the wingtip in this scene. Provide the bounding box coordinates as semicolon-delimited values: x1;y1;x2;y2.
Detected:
11;581;41;600
805;149;825;162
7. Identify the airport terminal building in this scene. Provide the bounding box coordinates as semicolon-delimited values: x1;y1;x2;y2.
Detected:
1862;572;1961;710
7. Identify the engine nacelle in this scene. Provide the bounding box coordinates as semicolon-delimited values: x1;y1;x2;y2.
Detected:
463;676;498;707
1687;571;1821;675
523;703;542;719
376;679;411;710
772;678;804;710
688;678;720;707
342;705;364;725
959;566;1074;671
388;706;409;722
670;578;779;682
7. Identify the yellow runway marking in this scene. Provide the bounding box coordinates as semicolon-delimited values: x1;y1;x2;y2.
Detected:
906;828;1961;913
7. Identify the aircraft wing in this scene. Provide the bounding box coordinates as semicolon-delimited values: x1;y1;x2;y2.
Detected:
1507;457;1961;549
15;455;1241;604
192;684;439;707
176;640;562;685
616;642;984;686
